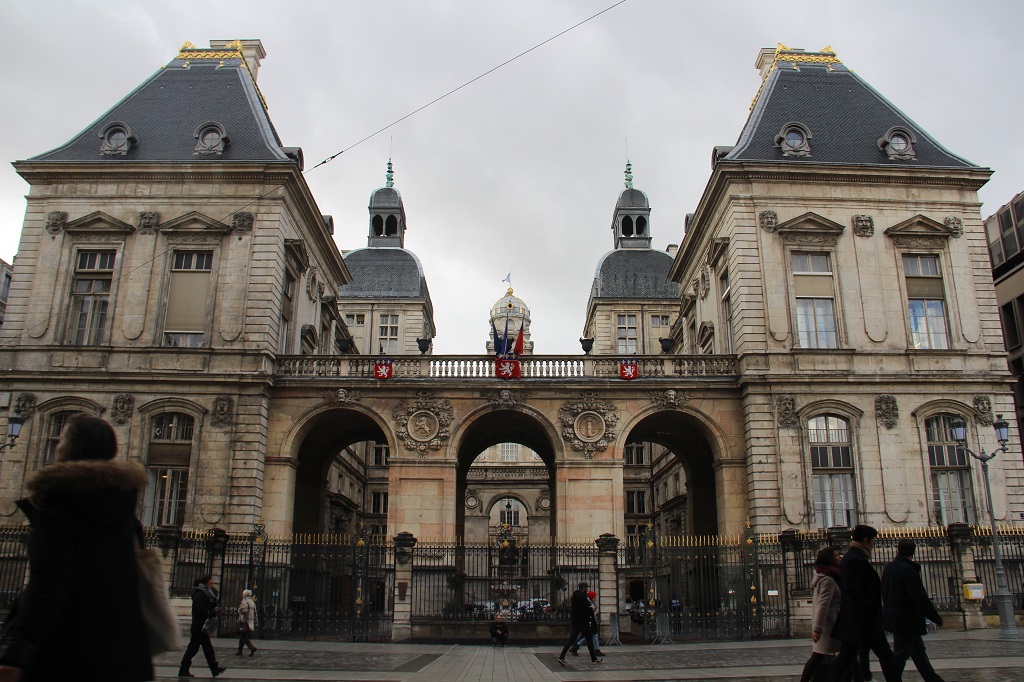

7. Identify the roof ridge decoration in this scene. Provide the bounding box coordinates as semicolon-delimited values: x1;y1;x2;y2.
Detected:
624;160;633;189
175;40;268;111
750;44;842;111
386;158;394;188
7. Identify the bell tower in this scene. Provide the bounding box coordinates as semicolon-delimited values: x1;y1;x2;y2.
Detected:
367;159;406;247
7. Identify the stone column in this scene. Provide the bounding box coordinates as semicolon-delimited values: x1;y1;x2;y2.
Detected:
779;529;813;638
949;523;986;630
392;531;417;642
596;533;620;642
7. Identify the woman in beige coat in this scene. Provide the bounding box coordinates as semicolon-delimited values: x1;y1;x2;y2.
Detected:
800;546;842;682
236;589;258;656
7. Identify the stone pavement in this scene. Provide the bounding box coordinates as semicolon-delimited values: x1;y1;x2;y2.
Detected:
156;629;1024;681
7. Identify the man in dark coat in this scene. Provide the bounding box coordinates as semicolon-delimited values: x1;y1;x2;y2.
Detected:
557;581;601;664
827;525;901;682
178;575;227;678
488;613;509;646
0;415;153;682
882;539;945;682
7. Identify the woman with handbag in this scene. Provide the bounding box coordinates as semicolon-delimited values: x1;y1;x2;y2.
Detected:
236;589;258;656
0;415;153;682
800;546;843;682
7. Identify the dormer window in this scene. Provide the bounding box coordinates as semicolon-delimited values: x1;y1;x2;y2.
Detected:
775;122;812;157
878;127;917;160
193;122;228;155
99;122;136;156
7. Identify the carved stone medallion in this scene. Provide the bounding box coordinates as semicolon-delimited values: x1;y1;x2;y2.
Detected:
973;395;994;427
306;266;320;301
945;216;964;238
45;211;68;236
465;488;480;509
211;396;234;427
110;393;135;425
759;210;778;233
776;395;797;428
559;392;618;459
648;389;689;407
699;266;710;300
852;214;874;238
137;211;160;235
875;394;899;430
394;390;453;457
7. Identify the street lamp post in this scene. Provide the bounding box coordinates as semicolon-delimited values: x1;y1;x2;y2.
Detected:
951;413;1022;640
0;413;24;452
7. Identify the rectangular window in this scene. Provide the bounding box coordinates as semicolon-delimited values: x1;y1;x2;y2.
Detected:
617;314;638;354
1;273;10;302
501;442;518;462
626;490;647;515
903;255;948;350
372;443;390;466
625;443;645;465
378;314;399;354
279;270;295;354
1001;301;1021;350
371;491;389;515
500;508;520;526
988;216;1005;267
43;411;76;466
792;252;837;349
164;250;213;348
144;468;188;526
999;209;1019;259
809;415;856;528
651;315;670;328
926;415;974;524
345;313;365;326
67;250;115;346
720;272;734;354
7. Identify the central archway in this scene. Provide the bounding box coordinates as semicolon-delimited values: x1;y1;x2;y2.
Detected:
453;408;558;541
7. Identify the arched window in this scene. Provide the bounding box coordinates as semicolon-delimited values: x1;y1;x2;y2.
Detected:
385;215;398;236
143;412;194;527
808;415;856;528
372;214;384;236
621;216;634;237
635;216;647;236
42;410;81;466
924;414;974;524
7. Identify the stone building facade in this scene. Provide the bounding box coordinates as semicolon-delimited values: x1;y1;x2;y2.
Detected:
0;41;1020;545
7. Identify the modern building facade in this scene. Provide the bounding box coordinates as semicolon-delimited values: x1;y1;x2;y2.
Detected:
986;189;1024;429
0;41;1019;549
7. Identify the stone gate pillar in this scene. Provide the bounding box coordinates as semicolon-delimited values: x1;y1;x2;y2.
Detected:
949;523;986;630
392;531;417;642
596;533;619;641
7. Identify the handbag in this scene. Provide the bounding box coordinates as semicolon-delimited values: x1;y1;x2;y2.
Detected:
134;526;182;655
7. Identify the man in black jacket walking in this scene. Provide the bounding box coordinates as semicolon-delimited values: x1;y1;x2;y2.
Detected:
557;582;601;665
178;575;227;678
827;525;901;681
882;539;945;682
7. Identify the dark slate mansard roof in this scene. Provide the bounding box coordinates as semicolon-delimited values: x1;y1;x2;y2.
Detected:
591;250;680;299
31;54;290;164
724;50;978;169
338;248;432;300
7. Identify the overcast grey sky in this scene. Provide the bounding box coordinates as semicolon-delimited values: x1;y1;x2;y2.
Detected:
1;1;1021;355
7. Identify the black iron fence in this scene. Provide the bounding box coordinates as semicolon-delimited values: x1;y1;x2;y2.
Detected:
410;538;598;621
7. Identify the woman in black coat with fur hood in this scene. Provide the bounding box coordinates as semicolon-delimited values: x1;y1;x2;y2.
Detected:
0;415;153;682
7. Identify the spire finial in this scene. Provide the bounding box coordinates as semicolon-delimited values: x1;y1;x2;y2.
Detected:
385;158;394;188
624;160;633;189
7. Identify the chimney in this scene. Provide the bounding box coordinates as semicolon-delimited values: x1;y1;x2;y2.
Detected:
210;39;267;81
755;47;777;79
666;244;679;258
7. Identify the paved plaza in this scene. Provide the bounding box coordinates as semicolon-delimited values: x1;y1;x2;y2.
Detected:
155;629;1024;681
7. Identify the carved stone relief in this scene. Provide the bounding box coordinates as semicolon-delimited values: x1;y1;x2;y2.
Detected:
14;393;37;419
699;266;710;300
482;389;530;408
110;393;135;425
973;395;994;427
393;391;453;457
137;212;160;235
306;266;320;301
465;488;480;509
232;212;254;235
945;216;964;238
559;392;618;459
776;395;797;428
325;388;363;405
852;214;874;238
891;236;944;249
875;394;899;430
211;396;234;427
45;211;68;236
759;210;779;233
648;390;690;407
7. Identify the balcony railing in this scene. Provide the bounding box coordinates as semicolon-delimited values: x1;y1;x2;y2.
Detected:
274;354;738;379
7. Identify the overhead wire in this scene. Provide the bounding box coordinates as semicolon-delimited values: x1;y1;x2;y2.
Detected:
0;0;631;348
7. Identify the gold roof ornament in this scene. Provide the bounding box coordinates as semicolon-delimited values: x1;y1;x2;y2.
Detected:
749;43;843;111
173;39;268;110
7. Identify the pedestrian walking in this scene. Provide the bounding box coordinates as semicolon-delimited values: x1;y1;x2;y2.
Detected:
799;546;842;682
236;589;259;657
826;525;901;682
569;590;604;657
882;539;945;682
488;613;509;646
0;415;153;682
178;575;227;678
557;581;601;665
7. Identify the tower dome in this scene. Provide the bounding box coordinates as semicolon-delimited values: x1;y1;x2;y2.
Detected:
487;288;534;355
